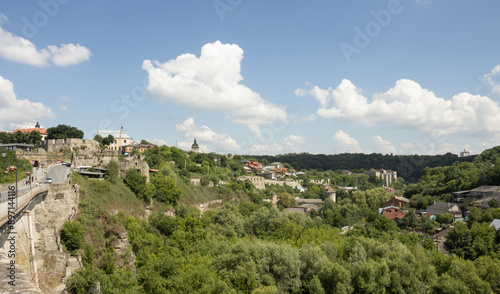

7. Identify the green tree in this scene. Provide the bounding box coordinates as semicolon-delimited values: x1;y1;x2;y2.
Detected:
28;130;42;145
60;221;84;253
105;160;119;184
47;124;84;139
436;213;453;224
151;174;182;205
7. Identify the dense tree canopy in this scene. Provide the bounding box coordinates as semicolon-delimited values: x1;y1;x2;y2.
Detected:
47;124;84;139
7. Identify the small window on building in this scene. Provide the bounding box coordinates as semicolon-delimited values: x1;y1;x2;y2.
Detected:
114;140;117;144
124;140;127;143
387;210;391;213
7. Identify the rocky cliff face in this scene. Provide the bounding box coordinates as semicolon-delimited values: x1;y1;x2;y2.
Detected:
32;182;80;293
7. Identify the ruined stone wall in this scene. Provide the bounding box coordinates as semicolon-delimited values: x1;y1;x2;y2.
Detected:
45;139;99;153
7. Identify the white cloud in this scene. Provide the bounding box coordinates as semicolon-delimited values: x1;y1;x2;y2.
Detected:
0;76;54;126
332;130;362;153
0;22;91;67
283;135;306;152
60;105;68;111
297;78;500;135
60;95;71;102
250;143;284;155
484;64;500;96
152;138;168;146
48;43;92;67
437;142;457;154
248;125;260;137
0;13;8;25
372;135;397;154
176;117;239;152
302;114;317;122
143;41;288;125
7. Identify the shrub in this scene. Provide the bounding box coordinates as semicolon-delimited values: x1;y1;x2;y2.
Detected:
60;221;84;253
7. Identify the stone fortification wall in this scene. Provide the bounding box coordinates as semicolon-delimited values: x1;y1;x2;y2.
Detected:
117;159;150;183
15;148;47;167
237;176;302;190
45;138;99;153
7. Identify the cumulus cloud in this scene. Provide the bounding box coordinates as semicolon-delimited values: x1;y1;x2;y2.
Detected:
60;95;71;102
372;135;397;154
60;105;68;111
48;43;92;67
0;22;91;67
484;64;500;96
176;117;239;152
332;130;362;153
250;143;284;155
0;76;54;126
283;135;307;152
143;41;288;125
296;78;500;135
152;138;168;146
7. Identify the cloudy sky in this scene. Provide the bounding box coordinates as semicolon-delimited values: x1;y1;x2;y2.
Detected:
1;1;499;155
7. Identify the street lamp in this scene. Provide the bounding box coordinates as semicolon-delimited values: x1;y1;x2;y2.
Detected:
1;148;26;211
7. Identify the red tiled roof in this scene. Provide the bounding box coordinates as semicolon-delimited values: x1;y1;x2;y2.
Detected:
11;128;48;135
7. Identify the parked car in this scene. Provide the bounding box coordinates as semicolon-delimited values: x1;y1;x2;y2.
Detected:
45;177;53;184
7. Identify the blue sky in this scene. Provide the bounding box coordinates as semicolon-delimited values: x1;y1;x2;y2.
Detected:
1;0;500;156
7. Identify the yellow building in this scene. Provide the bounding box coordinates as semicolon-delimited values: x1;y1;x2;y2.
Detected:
97;126;133;151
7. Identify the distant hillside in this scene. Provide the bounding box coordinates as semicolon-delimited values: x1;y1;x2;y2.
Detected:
248;152;476;183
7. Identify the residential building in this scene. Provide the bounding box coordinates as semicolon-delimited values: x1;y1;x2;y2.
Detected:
473;192;500;209
383;196;409;208
364;169;398;186
426;202;462;219
470;186;500;198
379;206;407;221
10;121;48;141
97;126;132;151
122;143;152;155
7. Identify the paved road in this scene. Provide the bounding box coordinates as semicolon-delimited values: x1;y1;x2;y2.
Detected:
47;164;71;184
0;164;70;200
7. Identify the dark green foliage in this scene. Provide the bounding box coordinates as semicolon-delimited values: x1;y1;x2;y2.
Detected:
151;174;182;205
60;221;84;253
250;152;474;183
105;160;119;184
47;124;84;139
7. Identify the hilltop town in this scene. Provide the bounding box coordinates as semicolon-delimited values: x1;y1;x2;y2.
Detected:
0;123;499;294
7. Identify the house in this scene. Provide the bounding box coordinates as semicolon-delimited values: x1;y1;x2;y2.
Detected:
473;192;500;209
490;219;500;230
379;206;407;221
245;161;265;175
342;170;353;176
262;170;276;180
452;190;471;202
97;126;132;151
426;202;462;219
122;143;152;155
470;186;500;198
383;196;409;208
10;121;48;141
